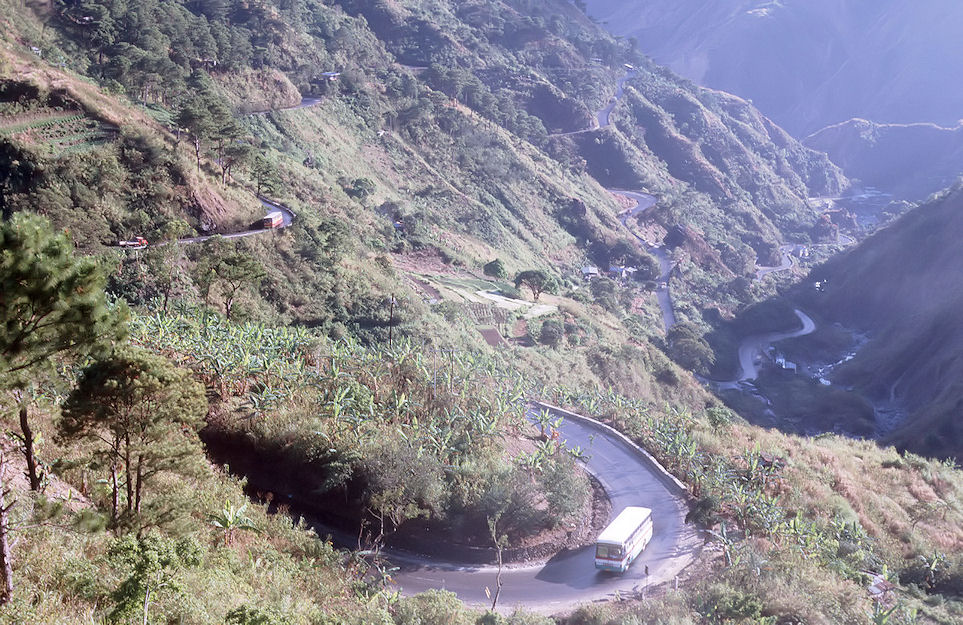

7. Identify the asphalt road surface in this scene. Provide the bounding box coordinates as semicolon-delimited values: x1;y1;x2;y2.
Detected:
709;309;817;391
615;190;677;330
174;197;294;245
389;407;698;613
735;309;816;382
597;70;634;128
755;244;796;280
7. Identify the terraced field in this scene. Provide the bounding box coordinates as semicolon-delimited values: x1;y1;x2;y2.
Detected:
0;108;117;154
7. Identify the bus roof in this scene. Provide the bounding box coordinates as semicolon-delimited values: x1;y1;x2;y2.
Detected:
265;211;283;218
596;506;652;544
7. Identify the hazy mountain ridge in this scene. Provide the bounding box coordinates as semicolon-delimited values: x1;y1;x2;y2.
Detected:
585;0;963;137
805;119;963;199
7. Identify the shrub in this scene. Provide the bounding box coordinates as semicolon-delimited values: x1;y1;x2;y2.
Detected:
483;258;507;279
701;585;765;622
499;285;522;299
539;319;564;348
393;589;467;625
686;494;721;527
539;454;590;526
704;406;733;428
225;606;290;625
656;368;679;386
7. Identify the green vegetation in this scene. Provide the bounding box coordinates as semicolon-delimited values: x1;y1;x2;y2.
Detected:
0;213;127;493
0;1;960;624
515;269;557;302
129;303;590;546
550;388;963;625
61;347;208;527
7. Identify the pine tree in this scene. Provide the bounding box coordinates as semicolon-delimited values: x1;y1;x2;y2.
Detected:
59;348;207;527
0;214;127;490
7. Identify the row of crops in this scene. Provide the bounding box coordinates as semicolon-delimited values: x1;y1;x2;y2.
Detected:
128;300;532;420
128;302;556;524
0;109;116;154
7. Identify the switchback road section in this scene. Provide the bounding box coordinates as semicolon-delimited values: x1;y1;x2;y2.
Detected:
710;308;817;391
389;405;699;614
173;196;295;245
589;70;678;331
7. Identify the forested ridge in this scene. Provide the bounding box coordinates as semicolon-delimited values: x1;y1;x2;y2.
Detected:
0;1;961;624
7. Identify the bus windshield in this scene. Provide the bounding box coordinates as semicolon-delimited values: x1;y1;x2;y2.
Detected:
596;544;623;559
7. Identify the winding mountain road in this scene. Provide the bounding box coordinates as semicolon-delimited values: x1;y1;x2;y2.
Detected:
174;197;296;245
384;68;696;613
389;406;698;613
596;71;634;128
615;191;677;330
124;94;321;250
215;78;694;612
249;96;322;116
589;69;678;330
712;309;816;391
755;228;855;281
754;244;796;280
174;95;320;242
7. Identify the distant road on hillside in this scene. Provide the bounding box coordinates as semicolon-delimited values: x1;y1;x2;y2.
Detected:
596;70;634;128
122;94;320;250
174;197;295;245
589;69;678;330
614;190;676;330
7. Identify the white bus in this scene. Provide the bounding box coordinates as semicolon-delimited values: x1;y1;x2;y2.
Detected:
594;506;653;572
262;211;284;229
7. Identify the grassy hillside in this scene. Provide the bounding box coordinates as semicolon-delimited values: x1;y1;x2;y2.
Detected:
0;0;851;375
794;183;963;461
1;1;961;624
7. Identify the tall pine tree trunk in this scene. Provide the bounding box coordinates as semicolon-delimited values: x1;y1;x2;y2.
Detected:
124;434;133;516
110;463;119;527
134;455;143;516
0;452;15;605
194;136;202;173
16;393;41;491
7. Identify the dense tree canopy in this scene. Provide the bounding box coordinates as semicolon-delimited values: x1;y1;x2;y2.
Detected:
59;348;207;526
0;213;126;387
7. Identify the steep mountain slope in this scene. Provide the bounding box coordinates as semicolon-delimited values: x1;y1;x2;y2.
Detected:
585;0;963;137
334;0;846;277
3;0;846;337
804;119;963;199
3;3;963;625
804;184;963;460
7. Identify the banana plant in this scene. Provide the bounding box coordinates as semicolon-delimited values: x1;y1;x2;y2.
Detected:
208;501;258;545
567;444;588;461
705;522;739;567
327;386;354;422
533;409;554;438
535;438;557;458
521;451;544;473
870;602;899;625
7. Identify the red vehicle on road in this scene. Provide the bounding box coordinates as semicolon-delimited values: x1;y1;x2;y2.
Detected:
119;236;148;249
